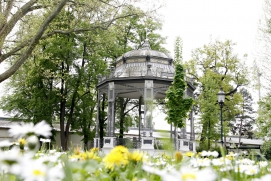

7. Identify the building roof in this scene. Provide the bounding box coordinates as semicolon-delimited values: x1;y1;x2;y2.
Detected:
113;40;174;78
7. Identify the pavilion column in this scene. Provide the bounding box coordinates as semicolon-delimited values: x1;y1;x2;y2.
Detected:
189;108;196;152
141;77;155;150
138;96;142;141
94;74;102;148
107;82;115;137
103;82;116;148
94;90;100;148
190;109;195;140
144;79;154;135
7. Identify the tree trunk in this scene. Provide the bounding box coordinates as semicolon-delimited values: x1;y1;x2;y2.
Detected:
60;61;68;151
119;98;125;139
99;94;106;147
200;121;208;146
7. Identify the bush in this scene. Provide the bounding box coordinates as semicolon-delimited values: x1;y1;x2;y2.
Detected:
260;140;271;160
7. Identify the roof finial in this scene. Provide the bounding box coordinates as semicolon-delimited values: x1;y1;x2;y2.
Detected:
140;28;151;50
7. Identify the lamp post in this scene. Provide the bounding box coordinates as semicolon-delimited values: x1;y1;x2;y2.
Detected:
217;87;225;146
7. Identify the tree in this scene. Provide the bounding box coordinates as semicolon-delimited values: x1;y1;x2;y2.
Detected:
1;9;109;150
257;94;271;138
0;0;157;83
165;63;193;147
260;140;271;160
0;0;68;82
184;40;248;149
256;0;271;93
255;0;271;140
174;36;183;64
1;2;166;150
229;88;256;142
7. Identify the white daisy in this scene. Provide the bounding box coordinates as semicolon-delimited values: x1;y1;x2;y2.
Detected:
9;121;52;138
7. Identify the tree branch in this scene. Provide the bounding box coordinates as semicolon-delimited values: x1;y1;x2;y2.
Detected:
124;104;138;117
0;0;69;83
0;0;38;46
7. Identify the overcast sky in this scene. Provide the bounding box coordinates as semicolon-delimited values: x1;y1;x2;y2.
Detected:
154;0;264;130
159;0;263;64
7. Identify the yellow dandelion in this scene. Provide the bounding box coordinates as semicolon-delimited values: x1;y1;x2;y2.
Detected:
175;151;183;162
91;147;99;153
185;151;195;157
79;152;87;161
19;138;26;145
69;154;80;161
74;146;81;155
103;151;129;170
75;151;101;161
129;151;143;162
19;138;26;150
111;145;129;154
161;152;171;159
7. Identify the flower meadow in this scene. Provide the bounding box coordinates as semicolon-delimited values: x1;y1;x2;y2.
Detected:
0;122;270;181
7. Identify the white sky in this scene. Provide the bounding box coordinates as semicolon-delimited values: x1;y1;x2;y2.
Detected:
154;0;264;130
160;0;263;63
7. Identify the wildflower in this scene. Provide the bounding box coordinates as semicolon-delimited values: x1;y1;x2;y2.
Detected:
19;138;26;150
0;140;13;148
91;147;99;153
252;174;271;181
190;158;211;167
258;161;268;168
0;149;21;166
185;151;195;157
175;151;183;162
129;150;144;162
226;152;238;160
103;146;129;170
212;157;231;166
210;151;219;158
9;121;52;138
245;165;260;175
79;151;100;161
103;150;129;170
74;146;81;155
142;164;217;181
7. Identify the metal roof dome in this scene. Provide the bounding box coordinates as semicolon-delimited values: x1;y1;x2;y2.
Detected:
114;40;174;78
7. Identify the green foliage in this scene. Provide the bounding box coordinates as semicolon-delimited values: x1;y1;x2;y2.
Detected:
257;94;271;138
229;88;255;139
260;140;271;160
174;36;183;64
184;40;248;147
165;64;193;128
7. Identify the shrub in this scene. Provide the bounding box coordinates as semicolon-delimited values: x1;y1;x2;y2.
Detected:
260;140;271;160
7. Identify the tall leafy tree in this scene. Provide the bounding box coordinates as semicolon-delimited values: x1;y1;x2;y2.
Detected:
165;63;193;145
1;9;108;150
229;88;256;142
174;36;183;64
185;40;248;149
0;0;155;83
255;0;271;139
257;94;271;138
